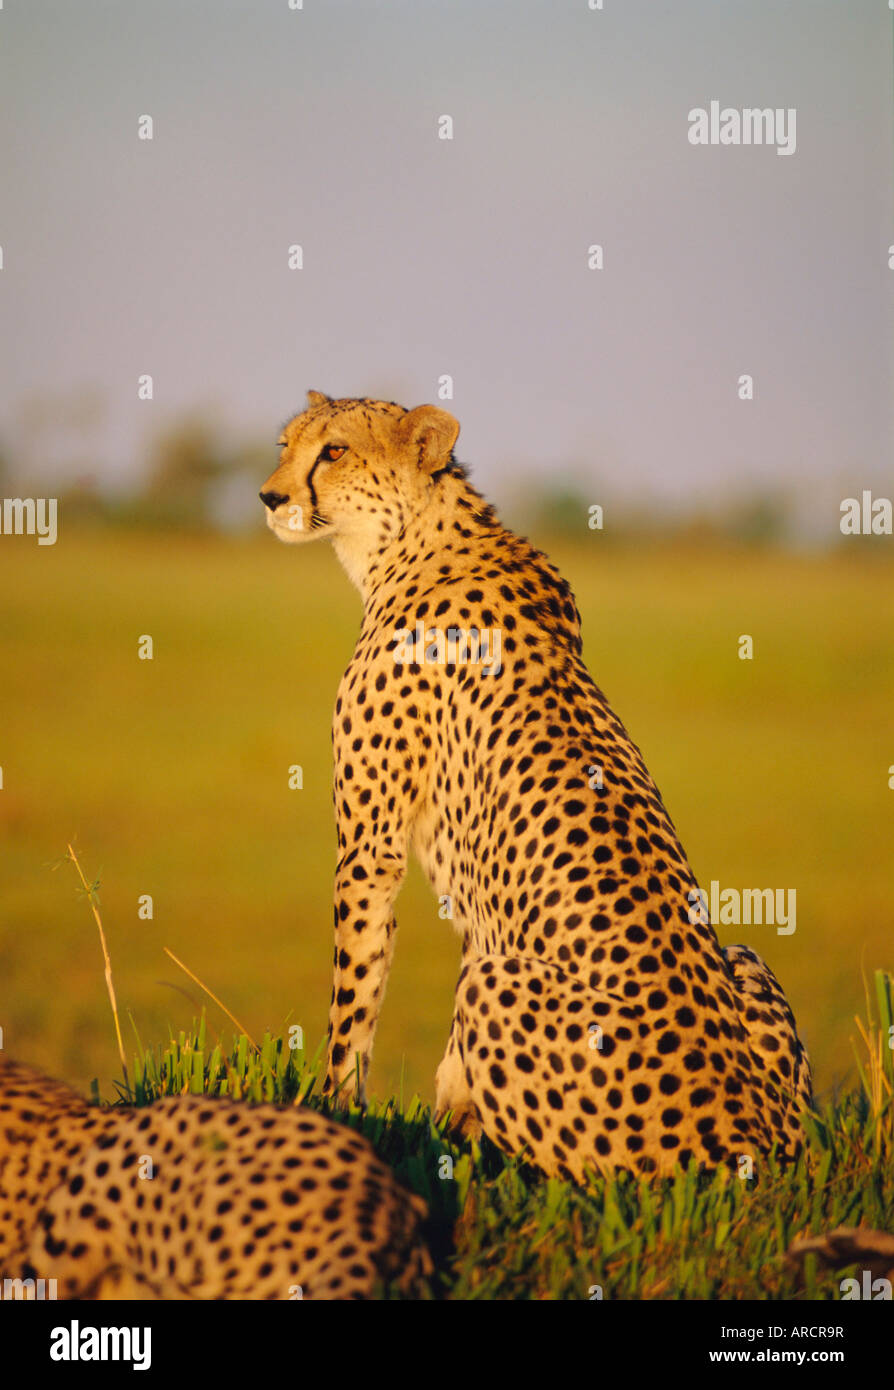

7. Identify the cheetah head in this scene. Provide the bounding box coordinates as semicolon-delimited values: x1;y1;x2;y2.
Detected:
259;391;460;584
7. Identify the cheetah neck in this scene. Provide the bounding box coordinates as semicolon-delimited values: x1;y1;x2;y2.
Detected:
332;531;380;597
332;471;498;604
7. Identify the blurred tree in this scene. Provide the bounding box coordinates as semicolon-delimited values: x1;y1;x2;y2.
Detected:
726;494;791;546
143;418;226;524
532;485;598;537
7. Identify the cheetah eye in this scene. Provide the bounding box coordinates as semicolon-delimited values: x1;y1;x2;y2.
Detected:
320;444;347;462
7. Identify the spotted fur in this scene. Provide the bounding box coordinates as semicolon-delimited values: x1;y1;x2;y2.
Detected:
260;392;812;1179
0;1056;429;1299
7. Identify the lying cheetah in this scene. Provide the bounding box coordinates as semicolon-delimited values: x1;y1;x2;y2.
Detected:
0;1055;429;1298
260;392;812;1180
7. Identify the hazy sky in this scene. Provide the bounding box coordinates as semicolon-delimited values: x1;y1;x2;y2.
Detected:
1;0;891;532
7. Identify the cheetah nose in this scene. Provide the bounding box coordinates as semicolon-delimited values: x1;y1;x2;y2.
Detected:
260;490;290;511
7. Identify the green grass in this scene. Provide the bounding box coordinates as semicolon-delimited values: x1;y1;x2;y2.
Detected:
100;968;893;1300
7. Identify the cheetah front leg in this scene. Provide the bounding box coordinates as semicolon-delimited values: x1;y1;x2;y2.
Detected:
322;843;407;1108
322;651;429;1108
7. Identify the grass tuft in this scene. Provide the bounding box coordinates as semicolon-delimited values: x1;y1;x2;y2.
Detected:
62;844;130;1097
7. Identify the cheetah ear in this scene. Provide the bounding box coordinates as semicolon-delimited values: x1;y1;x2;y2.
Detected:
306;390;331;409
399;405;460;474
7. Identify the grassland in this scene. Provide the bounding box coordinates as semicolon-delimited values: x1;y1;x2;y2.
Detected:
0;525;891;1115
117;991;894;1300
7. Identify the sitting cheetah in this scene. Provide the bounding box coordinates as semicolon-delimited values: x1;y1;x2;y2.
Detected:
260;392;812;1181
0;1055;429;1298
